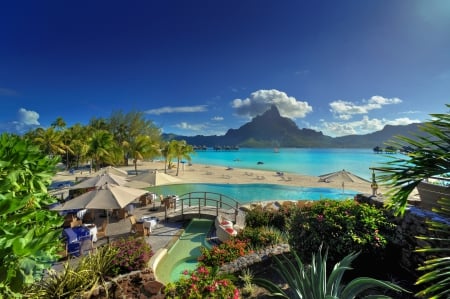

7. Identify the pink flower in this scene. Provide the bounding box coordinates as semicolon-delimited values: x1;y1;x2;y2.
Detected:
182;270;189;275
317;214;324;222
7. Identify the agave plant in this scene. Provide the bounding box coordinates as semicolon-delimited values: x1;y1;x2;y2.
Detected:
252;248;408;299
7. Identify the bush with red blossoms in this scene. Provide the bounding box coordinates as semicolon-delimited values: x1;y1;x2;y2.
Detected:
164;265;240;298
110;236;153;274
198;239;253;267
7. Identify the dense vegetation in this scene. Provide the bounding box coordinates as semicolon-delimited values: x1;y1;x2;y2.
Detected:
0;134;62;297
24;111;194;175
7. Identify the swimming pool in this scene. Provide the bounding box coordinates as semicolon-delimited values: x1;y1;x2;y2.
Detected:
154;218;213;284
149;183;356;204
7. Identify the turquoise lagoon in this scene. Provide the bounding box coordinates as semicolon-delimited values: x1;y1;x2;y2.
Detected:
186;148;393;181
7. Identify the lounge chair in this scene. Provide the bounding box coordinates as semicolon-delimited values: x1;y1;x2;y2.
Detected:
134;222;149;237
96;220;108;239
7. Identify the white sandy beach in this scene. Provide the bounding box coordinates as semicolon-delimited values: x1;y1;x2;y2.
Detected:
52;160;376;195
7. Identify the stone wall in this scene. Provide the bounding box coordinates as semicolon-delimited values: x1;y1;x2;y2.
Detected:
218;243;290;275
356;194;449;276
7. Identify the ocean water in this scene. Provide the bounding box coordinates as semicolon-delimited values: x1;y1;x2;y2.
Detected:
188;148;395;181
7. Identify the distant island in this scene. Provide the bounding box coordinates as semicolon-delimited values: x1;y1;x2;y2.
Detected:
163;105;423;149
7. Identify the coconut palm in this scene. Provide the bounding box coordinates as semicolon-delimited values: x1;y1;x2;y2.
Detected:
169;140;194;176
127;135;159;175
87;130;115;172
253;248;408;299
375;106;450;298
32;127;66;157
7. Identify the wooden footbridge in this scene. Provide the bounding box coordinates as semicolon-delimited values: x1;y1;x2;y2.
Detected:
163;192;243;223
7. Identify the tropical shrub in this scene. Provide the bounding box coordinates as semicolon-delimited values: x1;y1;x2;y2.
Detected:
244;205;288;230
198;239;253;267
289;199;395;265
376;107;450;298
164;265;240;299
110;236;153;274
0;133;62;297
236;225;287;249
253;247;409;299
24;245;119;298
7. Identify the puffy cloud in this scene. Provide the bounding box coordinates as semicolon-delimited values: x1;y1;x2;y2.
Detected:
145;105;207;115
175;122;207;132
317;116;420;137
232;89;313;119
0;108;40;134
330;96;402;120
211;116;224;121
18;108;40;125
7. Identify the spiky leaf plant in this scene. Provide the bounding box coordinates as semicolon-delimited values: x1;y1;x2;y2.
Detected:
253;248;408;299
375;105;450;298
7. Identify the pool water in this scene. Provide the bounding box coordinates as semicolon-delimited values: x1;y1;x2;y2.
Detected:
155;218;213;284
150;183;356;204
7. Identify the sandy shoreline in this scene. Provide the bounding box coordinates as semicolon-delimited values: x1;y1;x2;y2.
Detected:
52;160;376;195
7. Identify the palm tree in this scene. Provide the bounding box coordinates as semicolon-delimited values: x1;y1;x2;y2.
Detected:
170;140;194;176
253;248;408;299
67;124;89;169
87;130;115;172
32;127;66;157
160;141;170;174
128;135;159;175
51;117;70;169
375;106;450;298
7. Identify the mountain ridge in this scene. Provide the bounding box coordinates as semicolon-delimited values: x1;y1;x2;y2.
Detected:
163;105;423;148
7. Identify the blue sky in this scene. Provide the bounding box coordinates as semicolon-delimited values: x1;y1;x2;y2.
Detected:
1;1;449;137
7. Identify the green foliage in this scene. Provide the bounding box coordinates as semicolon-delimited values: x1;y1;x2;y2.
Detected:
289;199;395;265
253;248;409;299
198;239;253;267
414;197;450;299
0;133;62;296
376;106;450;298
238;268;255;297
24;245;119;298
377;107;450;214
110;236;153;274
164;265;240;299
236;225;287;249
244;205;288;230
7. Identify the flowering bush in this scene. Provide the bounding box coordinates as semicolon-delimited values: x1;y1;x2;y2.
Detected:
244;206;288;230
289;199;395;265
164;266;240;299
198;239;253;267
110;236;153;274
236;225;287;249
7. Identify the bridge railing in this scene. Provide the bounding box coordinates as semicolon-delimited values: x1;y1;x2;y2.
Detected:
164;192;241;222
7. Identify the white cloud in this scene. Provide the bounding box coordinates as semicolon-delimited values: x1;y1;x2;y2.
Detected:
329;95;402;120
316;116;420;137
145;105;207;115
18;108;40;125
0;108;40;134
232;89;313;119
211;116;224;121
175;122;207;132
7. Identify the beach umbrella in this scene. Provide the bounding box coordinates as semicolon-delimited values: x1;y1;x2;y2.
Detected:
318;169;369;183
52;183;148;211
69;173;128;190
127;170;181;187
100;166;128;177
